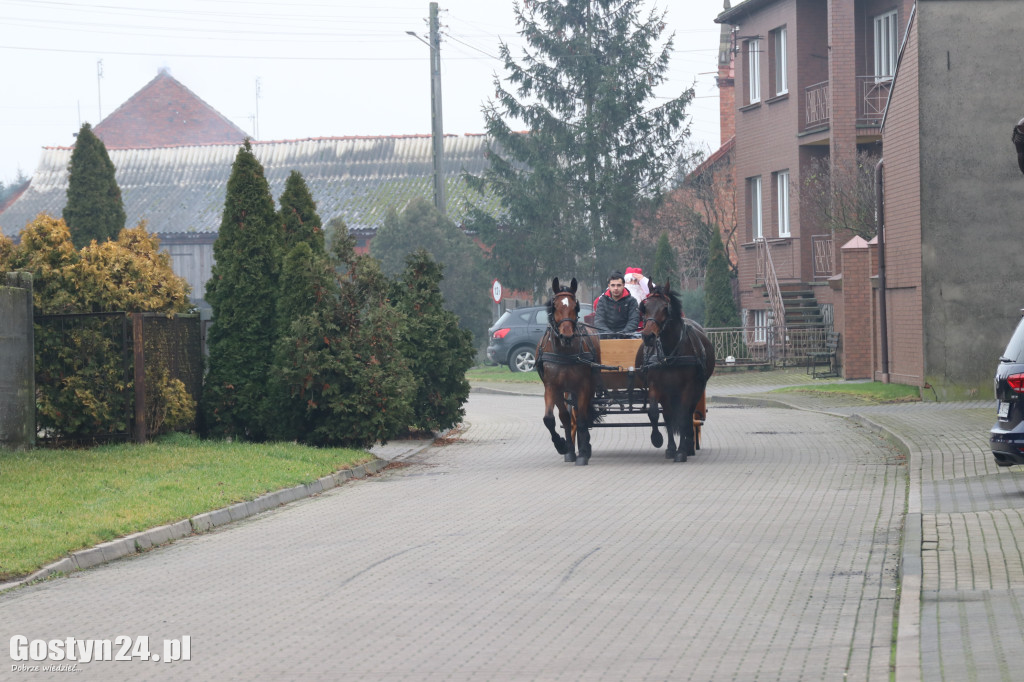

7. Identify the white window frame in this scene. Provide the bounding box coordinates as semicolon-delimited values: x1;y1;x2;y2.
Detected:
750;176;762;239
776;170;790;237
773;27;788;96
874;10;898;80
747;38;761;104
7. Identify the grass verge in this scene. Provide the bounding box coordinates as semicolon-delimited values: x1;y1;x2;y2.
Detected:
467;365;541;383
771;381;921;404
0;433;371;581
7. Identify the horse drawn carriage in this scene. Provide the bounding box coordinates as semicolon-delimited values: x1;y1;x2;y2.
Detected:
590;336;708;446
537;277;715;466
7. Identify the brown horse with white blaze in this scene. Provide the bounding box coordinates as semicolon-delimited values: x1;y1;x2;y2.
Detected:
536;277;602;465
636;281;715;462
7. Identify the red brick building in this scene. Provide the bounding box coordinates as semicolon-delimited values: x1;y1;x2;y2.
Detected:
715;0;913;375
717;0;1024;397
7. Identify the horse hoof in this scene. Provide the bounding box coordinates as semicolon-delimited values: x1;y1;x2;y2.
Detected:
564;452;576;463
651;432;664;448
554;439;568;455
665;450;674;459
674;452;688;463
575;456;589;466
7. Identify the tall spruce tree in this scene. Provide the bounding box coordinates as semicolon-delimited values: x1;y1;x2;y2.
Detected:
468;0;693;293
63;123;126;248
201;141;283;440
703;227;740;328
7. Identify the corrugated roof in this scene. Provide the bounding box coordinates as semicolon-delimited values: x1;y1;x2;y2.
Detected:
0;134;503;238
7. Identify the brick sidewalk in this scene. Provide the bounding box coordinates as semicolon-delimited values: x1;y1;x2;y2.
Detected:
711;371;1024;682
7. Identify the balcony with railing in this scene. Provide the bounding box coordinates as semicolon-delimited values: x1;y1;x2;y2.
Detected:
858;76;891;126
812;234;835;280
803;76;893;132
805;81;830;130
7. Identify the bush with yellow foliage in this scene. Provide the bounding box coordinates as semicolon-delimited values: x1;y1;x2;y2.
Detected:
0;214;194;441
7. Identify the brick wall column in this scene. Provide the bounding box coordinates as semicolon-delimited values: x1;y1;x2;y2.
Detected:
840;237;872;379
828;0;857;165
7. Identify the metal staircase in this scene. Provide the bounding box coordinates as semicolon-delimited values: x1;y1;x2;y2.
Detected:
756;238;830;366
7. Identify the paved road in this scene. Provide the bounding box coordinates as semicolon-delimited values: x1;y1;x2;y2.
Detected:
1;390;903;681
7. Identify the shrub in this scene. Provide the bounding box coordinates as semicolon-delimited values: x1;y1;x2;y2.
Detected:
270;229;415;448
0;214;194;441
391;250;474;432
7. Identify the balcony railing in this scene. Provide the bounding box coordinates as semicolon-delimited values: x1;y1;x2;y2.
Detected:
805;81;830;128
812;234;834;279
858;76;892;126
803;76;894;131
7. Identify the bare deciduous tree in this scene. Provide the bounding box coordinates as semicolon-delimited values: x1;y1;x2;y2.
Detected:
635;146;737;287
802;149;880;240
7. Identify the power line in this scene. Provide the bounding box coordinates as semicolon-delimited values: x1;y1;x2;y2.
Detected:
0;44;483;61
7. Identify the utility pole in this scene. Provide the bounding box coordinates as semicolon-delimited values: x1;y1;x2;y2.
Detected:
429;2;446;215
254;78;261;139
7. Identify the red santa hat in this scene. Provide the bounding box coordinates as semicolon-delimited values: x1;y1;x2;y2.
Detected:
625;266;643;276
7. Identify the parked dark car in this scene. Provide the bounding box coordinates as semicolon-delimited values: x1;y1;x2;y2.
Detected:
990;312;1024;466
486;304;593;372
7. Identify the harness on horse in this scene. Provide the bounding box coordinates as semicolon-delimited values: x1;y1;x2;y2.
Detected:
538;289;614;374
640;315;707;380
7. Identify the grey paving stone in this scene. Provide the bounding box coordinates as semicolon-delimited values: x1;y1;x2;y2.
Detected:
0;392;903;681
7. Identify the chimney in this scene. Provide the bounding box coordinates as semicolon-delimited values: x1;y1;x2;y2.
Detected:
716;0;736;145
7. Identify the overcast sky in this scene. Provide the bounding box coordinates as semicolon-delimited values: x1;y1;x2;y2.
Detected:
0;0;726;186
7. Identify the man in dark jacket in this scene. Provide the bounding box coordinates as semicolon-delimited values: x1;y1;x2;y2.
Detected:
595;271;639;335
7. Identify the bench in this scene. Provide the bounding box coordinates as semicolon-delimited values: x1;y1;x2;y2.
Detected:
807;331;840;378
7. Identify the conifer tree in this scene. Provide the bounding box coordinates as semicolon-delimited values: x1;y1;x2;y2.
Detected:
202;141;283;440
268;239;338;440
469;0;693;292
391;250;474;432
63;123;126;248
275;171;325;338
371;196;490;345
650;232;678;290
279;170;324;254
703;227;740;328
272;227;415;447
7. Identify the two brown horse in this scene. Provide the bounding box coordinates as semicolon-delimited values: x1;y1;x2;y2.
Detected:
636;282;716;462
536;277;602;465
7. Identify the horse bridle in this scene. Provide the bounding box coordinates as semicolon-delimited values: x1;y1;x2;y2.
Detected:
549;290;581;343
641;293;673;336
640;292;684;361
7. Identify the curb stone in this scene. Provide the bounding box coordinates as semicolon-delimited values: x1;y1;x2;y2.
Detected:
0;458;393;594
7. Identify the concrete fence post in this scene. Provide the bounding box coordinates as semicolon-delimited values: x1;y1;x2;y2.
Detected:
0;272;35;449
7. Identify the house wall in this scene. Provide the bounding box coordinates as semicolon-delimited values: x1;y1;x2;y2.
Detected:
160;234;215;310
728;0;804;318
878;6;924;387
913;0;1024;398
